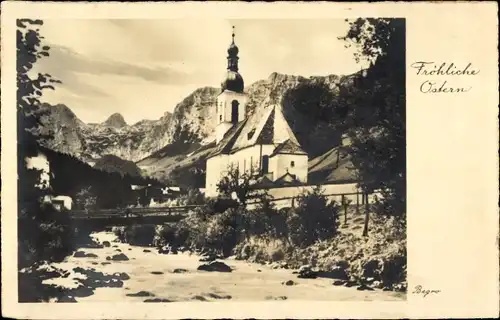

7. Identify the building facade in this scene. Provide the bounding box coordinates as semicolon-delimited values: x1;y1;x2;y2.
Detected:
205;28;309;197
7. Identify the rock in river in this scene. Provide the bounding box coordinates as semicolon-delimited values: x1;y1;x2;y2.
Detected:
197;261;232;273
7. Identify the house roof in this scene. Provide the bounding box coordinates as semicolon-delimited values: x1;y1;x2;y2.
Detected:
270;139;307;157
274;172;301;186
209;104;305;158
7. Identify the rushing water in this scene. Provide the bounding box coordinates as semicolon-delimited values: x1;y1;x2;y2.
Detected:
36;232;405;302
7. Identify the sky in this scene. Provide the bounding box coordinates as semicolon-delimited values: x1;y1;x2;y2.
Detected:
35;19;368;124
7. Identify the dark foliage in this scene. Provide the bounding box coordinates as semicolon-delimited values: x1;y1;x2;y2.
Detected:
286;186;340;247
93;154;143;178
340;18;406;218
282;81;349;157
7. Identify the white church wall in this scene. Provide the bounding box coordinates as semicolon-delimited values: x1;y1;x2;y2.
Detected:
217;90;247;123
229;145;275;175
271;153;308;183
206;154;230;197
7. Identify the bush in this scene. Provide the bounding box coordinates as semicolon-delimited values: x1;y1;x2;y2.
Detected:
114;224;156;246
205;207;247;256
286;186;340;248
18;203;76;268
233;236;289;263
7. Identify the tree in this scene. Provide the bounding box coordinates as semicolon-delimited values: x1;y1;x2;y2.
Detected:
17;19;60;149
216;163;267;206
282;82;348;157
75;186;97;213
17;19;70;270
287;186;340;247
339;18;406;221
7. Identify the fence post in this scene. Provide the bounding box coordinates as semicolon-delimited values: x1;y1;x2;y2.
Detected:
291;197;295;208
341;195;347;225
362;193;369;237
356;192;360;214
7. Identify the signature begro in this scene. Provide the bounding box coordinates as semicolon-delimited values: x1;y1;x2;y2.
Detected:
412;285;441;297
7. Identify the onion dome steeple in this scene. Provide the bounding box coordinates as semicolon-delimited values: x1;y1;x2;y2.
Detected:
221;26;244;93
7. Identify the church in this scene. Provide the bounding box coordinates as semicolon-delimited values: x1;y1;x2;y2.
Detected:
205;28;309;197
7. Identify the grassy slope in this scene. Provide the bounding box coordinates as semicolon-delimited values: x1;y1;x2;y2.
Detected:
138;143;356;186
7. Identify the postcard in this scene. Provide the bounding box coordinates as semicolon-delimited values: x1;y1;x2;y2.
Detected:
1;1;498;319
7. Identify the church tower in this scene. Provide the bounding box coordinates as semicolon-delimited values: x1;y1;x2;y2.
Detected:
215;26;247;144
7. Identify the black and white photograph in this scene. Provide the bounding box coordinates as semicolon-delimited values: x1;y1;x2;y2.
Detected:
16;17;407;303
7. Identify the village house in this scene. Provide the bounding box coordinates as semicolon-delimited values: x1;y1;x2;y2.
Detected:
205;28;309;197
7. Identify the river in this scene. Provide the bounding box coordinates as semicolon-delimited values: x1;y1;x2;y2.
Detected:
37;231;405;302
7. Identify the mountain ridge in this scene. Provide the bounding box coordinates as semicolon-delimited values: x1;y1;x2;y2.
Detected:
36;71;361;182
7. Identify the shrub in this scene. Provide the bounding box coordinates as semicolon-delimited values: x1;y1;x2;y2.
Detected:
233;236;289;263
286;186;340;248
205;207;246;256
153;224;177;247
115;224;156;246
18;203;76;268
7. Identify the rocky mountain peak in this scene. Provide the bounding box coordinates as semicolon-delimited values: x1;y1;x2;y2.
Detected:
103;113;127;128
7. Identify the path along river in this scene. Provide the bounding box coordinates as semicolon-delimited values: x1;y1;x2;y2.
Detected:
40;232;405;302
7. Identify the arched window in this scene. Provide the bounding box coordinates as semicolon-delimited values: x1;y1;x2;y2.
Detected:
291;161;295;168
262;155;269;174
231;100;239;124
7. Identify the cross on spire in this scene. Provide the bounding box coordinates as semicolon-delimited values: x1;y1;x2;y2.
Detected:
232;26;235;43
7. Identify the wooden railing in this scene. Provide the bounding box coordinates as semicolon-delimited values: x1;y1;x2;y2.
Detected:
69;205;202;219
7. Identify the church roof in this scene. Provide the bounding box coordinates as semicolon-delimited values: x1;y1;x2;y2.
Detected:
208;104;305;158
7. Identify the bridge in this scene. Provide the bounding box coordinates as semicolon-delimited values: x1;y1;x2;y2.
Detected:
68;205;201;226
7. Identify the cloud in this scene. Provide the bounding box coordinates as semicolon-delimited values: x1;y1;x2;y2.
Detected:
40;45;193;85
36;19;368;123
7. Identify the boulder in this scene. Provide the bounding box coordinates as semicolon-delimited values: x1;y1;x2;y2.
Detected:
143;249;152;253
172;268;188;274
73;251;98;258
102;241;111;247
297;265;317;279
158;246;170;255
357;284;375;291
144;298;172;303
197;261;232;273
151;271;164;275
110;253;129;261
333;280;347;286
56;296;77;303
113;272;130;280
199;253;219;262
115;249;122;252
126;291;155;297
282;280;296;286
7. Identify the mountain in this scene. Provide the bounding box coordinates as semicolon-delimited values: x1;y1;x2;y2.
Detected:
93;154;143;178
36;71;361;185
137;72;361;186
103;113;127;128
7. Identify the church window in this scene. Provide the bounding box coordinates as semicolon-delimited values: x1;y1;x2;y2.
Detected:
220;115;222;121
262;155;269;174
231;100;239;124
291;161;295;168
247;128;256;140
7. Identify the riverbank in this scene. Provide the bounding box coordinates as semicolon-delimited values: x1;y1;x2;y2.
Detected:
19;231;405;302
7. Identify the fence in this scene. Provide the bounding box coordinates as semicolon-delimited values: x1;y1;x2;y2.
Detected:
247;190;379;211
